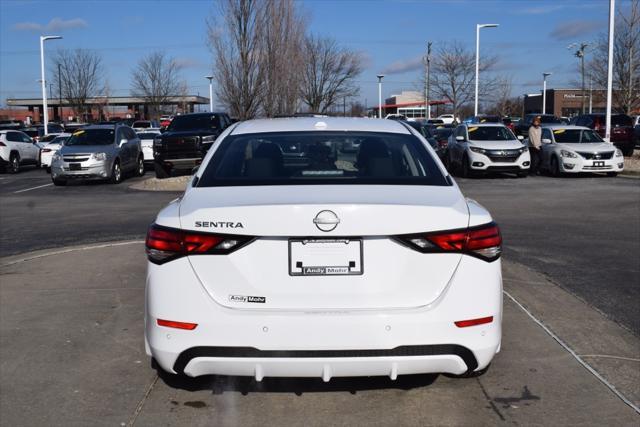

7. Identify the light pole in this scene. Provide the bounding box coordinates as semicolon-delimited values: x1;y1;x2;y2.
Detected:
475;24;498;116
40;35;62;134
605;0;615;142
205;75;214;112
424;42;432;119
542;72;552;115
376;74;385;119
568;42;589;114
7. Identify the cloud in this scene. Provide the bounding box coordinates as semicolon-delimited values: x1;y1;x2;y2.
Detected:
549;20;603;41
174;57;204;69
12;17;88;32
516;5;565;15
381;55;424;75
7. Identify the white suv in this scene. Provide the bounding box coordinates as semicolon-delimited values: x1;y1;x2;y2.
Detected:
0;130;40;173
447;123;530;177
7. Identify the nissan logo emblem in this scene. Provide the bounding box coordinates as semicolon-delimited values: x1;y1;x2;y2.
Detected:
313;210;340;232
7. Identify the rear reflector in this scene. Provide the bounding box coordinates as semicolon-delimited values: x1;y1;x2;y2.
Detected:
455;316;493;328
395;222;502;261
145;223;253;264
157;319;198;330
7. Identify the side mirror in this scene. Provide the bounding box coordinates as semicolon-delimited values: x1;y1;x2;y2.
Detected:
517;135;524;141
541;138;552;144
119;138;128;146
455;135;465;142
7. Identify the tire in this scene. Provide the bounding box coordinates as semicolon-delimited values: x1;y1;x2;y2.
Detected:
8;153;20;174
460;155;471;178
110;160;122;184
447;364;491;379
52;177;67;186
517;171;528;178
550;156;561;177
135;156;145;177
45;166;51;174
154;162;170;179
622;146;634;157
607;172;618;177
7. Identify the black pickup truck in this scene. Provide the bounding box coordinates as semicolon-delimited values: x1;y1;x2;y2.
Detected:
152;112;232;178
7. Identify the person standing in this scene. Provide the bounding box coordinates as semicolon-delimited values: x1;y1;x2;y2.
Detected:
528;116;542;174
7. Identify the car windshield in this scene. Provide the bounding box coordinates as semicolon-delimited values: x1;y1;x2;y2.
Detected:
133;121;151;128
50;136;69;145
476;116;501;123
168;115;218;131
65;129;114;146
467;126;516;141
137;132;159;139
197;131;449;187
552;129;604;143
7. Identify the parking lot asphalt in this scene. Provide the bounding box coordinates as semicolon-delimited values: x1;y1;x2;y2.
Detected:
0;243;637;426
1;167;638;335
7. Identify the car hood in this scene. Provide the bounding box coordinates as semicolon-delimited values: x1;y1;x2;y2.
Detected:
468;140;524;150
555;142;616;153
59;144;113;154
160;129;218;138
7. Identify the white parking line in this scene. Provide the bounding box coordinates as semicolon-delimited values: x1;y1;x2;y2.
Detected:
13;183;53;194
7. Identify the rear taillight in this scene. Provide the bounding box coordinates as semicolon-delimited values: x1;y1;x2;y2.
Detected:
145;223;253;264
394;222;502;261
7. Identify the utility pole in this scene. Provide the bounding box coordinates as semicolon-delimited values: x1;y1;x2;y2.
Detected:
57;63;62;120
605;0;615;142
376;74;385;119
424;41;432;120
589;75;593;114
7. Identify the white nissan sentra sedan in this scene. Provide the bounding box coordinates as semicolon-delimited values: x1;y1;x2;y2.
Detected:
526;125;624;176
145;118;503;381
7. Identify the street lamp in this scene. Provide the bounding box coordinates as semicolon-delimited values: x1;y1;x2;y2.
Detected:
376;74;385;119
205;76;214;112
474;24;499;116
542;72;552;115
40;35;62;135
605;0;615;142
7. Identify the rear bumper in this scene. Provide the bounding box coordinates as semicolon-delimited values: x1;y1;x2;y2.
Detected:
156;157;202;170
145;255;503;380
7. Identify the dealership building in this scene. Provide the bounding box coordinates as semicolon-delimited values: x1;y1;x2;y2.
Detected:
523;88;608;118
369;90;451;119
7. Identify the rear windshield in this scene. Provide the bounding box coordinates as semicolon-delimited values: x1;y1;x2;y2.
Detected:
168;115;219;132
133;121;151;128
66;129;114;146
137;132;159;140
611;115;633;126
476;116;501;123
197;131;449;187
467;126;516;141
553;129;604;143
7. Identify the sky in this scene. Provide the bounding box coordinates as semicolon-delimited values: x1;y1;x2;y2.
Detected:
0;0;625;111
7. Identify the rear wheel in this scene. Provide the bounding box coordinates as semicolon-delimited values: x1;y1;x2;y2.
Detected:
154;162;170;179
45;166;51;174
517;171;528;178
110;160;122;184
8;153;20;174
550;156;561;177
606;172;618;177
135;156;145;177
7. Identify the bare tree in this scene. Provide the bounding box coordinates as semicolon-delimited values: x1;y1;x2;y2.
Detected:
131;51;182;119
425;41;497;118
207;0;264;120
52;49;103;121
586;0;640;114
300;35;363;114
260;0;306;117
487;76;513;116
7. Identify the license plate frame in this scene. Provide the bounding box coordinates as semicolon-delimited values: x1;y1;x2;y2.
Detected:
69;163;82;170
288;238;363;276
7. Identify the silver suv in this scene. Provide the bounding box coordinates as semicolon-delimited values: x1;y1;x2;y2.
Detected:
50;124;144;186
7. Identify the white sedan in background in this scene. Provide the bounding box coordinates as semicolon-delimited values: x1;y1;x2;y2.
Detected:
40;133;70;172
447;123;530;178
526;125;624;177
136;129;162;165
145;117;503;382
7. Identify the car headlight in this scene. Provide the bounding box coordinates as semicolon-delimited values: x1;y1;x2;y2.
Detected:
52;153;62;162
92;152;107;161
469;146;486;154
201;135;216;143
560;149;578;158
153;137;163;146
615;149;623;157
518;146;528;154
